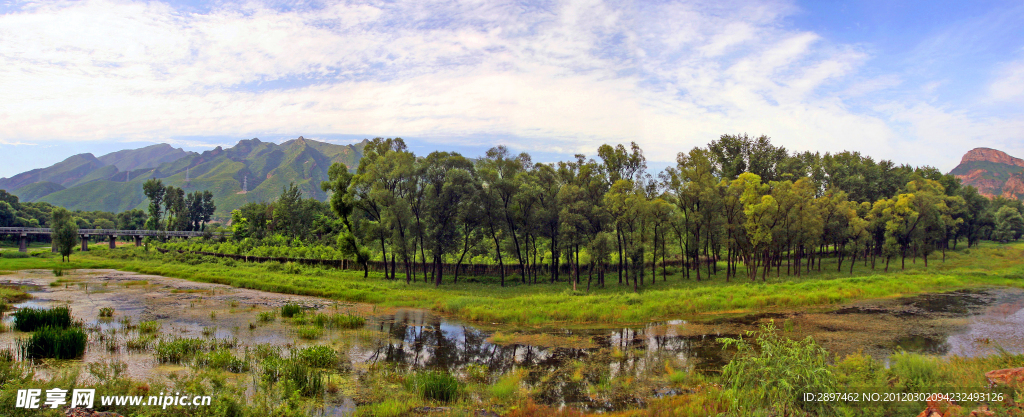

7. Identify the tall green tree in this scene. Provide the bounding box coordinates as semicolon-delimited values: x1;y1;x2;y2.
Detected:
142;179;165;230
51;207;78;262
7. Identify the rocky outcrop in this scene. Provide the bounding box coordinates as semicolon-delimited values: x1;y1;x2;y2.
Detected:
985;367;1024;386
960;148;1024;168
950;148;1024;200
1002;174;1024;199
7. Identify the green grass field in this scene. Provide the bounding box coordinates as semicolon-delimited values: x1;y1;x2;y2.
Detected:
1;242;1023;326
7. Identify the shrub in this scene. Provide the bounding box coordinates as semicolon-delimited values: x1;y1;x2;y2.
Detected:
98;307;115;318
257;312;275;322
2;251;29;259
281;303;303;318
718;321;837;416
412;371;461;403
13;306;74;331
19;326;87;359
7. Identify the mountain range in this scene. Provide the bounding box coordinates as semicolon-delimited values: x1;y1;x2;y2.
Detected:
0;138;367;217
949;148;1024;199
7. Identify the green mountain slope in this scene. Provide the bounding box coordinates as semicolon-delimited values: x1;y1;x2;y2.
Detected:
0;153;106;192
97;143;192;171
9;137;367;218
14;181;66;201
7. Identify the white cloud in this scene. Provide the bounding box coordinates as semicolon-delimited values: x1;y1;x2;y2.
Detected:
0;0;1020;171
988;58;1024;103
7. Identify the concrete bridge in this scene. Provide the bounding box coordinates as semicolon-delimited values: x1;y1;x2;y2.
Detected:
0;227;206;253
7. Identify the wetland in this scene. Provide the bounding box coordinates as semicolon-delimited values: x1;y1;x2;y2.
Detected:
3;267;1024;416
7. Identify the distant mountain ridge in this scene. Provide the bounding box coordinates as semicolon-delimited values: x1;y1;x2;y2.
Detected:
0;137;368;217
949;148;1024;199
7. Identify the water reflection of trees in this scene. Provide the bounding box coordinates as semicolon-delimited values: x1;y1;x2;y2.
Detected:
365;311;728;377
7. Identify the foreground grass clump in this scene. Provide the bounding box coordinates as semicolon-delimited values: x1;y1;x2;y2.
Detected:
411;371;462;403
19;326;87;359
13;306;74;331
261;356;325;397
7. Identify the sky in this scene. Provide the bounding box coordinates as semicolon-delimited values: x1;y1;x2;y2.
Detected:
1;0;1023;178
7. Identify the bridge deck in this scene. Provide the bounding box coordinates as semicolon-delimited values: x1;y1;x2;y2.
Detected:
0;227;206;237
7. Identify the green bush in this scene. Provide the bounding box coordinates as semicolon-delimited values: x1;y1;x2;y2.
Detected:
1;251;30;259
718;321;837;415
98;307;114;318
13;306;74;331
20;326;87;359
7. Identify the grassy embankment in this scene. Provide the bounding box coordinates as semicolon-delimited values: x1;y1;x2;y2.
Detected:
2;242;1023;326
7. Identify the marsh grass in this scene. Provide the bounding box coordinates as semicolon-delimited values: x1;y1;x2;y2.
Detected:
293;345;339;368
98;307;114;318
196;348;249;373
410;371;461;403
296;326;323;340
137;320;160;334
257;311;275;322
13;306;74;331
155;337;207;363
19;326;87;359
125;334;155;351
281;303;304;318
260;356;324;397
311;312;365;329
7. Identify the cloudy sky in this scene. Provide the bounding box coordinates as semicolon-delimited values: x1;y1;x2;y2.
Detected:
2;0;1023;178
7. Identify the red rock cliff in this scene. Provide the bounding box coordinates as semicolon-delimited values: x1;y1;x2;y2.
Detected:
960;148;1024;168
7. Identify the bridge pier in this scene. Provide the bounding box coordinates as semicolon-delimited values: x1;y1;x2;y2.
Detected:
81;235;89;252
109;235;117;249
134;236;142;247
18;234;27;252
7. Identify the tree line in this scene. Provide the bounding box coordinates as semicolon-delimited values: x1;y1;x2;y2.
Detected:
281;135;1019;289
